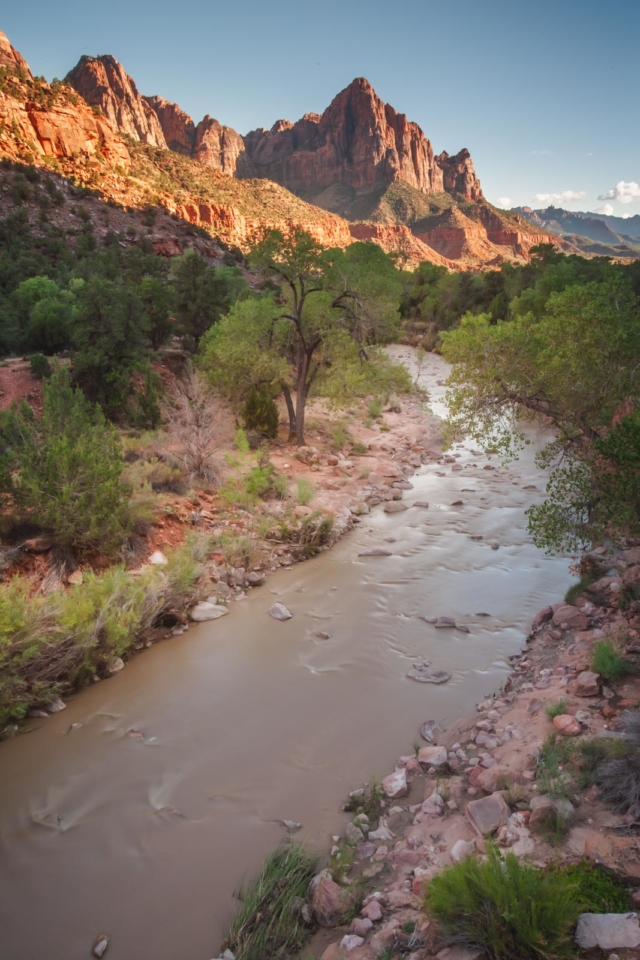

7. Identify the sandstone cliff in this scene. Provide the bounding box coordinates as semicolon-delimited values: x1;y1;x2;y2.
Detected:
0;30;32;79
66;55;167;148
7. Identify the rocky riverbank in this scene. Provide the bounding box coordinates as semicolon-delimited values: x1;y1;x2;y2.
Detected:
288;548;640;960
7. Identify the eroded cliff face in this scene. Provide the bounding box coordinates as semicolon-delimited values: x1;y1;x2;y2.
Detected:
66;56;167;148
144;95;195;155
242;78;449;196
436;148;483;202
0;30;32;79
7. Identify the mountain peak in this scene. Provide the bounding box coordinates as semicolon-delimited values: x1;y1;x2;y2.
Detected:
0;30;33;79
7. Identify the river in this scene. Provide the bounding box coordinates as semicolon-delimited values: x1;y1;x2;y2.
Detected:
0;350;572;960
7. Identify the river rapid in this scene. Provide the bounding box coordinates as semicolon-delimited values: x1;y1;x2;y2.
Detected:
0;350;572;960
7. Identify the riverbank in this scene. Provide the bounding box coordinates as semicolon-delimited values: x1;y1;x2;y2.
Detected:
294;551;640;960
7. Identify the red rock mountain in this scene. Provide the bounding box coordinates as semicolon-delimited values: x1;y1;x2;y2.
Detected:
0;32;552;268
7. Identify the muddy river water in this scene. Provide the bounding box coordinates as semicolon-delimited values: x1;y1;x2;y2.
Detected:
0;351;572;960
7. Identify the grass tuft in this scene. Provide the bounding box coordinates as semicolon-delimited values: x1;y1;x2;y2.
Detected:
545;699;568;720
591;639;632;682
425;843;580;960
228;844;317;960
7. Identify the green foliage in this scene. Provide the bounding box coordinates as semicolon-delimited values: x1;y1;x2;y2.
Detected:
441;276;640;552
596;711;640;812
564;572;598;604
0;536;207;723
234;427;250;454
536;733;577;798
295;477;315;505
549;861;631;913
591;639;632;681
127;363;163;429
425;843;581;960
241;386;279;439
28;353;51;379
8;367;130;554
228;844;318;960
246;462;287;501
545;699;568;719
172;250;247;346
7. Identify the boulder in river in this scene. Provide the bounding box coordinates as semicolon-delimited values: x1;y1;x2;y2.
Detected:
421;720;442;742
384;501;408;514
358;548;392;557
413;501;430;508
190;603;229;622
92;934;109;958
269;602;293;621
408;664;451;684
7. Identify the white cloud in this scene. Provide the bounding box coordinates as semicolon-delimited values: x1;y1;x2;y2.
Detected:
496;197;512;208
595;204;615;216
534;190;586;204
598;181;640;204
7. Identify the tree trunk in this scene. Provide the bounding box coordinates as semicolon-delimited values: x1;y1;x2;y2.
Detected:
282;384;296;442
295;354;309;446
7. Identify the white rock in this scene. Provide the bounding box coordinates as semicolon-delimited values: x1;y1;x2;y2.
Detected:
92;934;109;958
340;935;365;952
269;602;293;621
368;817;394;841
107;657;125;674
382;769;407;799
575;914;640;950
46;698;66;714
149;550;168;565
190;602;229;622
451;839;475;863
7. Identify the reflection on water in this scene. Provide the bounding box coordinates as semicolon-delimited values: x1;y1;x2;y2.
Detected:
0;350;571;960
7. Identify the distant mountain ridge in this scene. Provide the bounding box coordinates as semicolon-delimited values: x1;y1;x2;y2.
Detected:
514;205;640;259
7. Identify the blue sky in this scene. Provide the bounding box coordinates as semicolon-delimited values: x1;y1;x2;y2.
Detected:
3;0;639;215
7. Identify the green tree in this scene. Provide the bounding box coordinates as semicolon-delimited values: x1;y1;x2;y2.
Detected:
210;229;406;445
9;367;130;555
440;277;640;551
71;277;151;415
172;251;247;347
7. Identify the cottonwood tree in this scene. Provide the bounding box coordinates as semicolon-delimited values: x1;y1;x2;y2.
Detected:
201;229;409;445
440;276;640;551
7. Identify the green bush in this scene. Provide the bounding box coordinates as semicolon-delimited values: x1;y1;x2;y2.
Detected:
536;733;577;798
296;477;315;505
549;861;631;913
228;844;318;960
0;536;207;723
246;463;287;500
242;387;279;439
9;367;130;555
425;844;580;960
28;353;51;379
596;711;640;812
545;699;568;719
591;639;632;681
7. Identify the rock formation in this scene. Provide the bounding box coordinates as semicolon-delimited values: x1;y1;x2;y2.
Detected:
193;116;247;176
66;55;167;148
143;95;195;155
436;148;483;202
0;30;32;79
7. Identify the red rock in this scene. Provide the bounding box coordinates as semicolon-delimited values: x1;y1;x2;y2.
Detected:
382;769;408;799
575;670;601;697
553;714;582;737
311;875;352;927
66;55;167;147
412;866;433;896
361;899;383;922
0;30;32;79
465;792;510;836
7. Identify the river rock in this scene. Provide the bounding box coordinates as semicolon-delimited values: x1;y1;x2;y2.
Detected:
355;842;376;861
107;657;125;674
413;500;430;508
310;873;352;927
575;670;601;697
384;501;408;513
368;818;394;841
346;822;365;844
358;548;393;557
553;714;582;737
190;602;229;622
67;569;83;585
269;602;293;621
465;792;510;836
361;899;383;922
575;913;640;950
435;616;456;628
408;664;451;684
552;604;590;630
382;769;407;799
351;918;373;937
421;720;442;742
418;745;448;770
92;934;109;958
451;839;476;863
340;935;365;952
46;698;66;714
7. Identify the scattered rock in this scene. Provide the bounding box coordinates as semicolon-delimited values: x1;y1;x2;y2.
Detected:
451;838;476;862
465;792;510;836
382;769;408;799
575;913;640;950
190;602;229;622
421;720;442;742
434;616;456;628
22;536;53;553
107;657;125;675
149;550;168;565
413;501;430;508
67;569;83;586
46;698;66;714
281;820;302;832
340;935;365;952
92;934;109;958
575;670;601;697
269;602;293;621
351;918;373;937
361;899;383;922
346;822;365;844
418;745;448;770
358;548;393;557
553;714;582;737
310;873;353;927
383;502;408;514
407;664;451;684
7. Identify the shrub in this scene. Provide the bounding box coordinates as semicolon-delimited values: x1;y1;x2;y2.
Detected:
234;426;250;453
228;844;318;960
9;367;130;555
596;711;640;812
28;353;51;379
161;366;233;485
591;639;632;681
549;861;631;913
564;572;598;604
246;462;287;501
351;442;368;455
536;733;577;798
425;844;580;960
242;386;279;439
367;398;383;419
545;699;568;719
296;477;315;505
